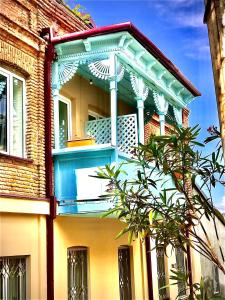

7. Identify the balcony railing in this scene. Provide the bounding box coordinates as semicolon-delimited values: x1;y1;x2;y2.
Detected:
86;113;138;154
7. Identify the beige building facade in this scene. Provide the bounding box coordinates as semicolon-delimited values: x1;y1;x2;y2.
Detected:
0;0;89;299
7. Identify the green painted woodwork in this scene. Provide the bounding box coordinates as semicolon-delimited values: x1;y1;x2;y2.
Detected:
54;31;195;109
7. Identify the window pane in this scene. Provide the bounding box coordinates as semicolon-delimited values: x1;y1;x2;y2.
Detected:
68;248;88;300
213;265;220;294
118;247;132;300
0;74;7;152
12;78;24;157
156;247;167;300
175;248;186;297
0;256;26;300
59;100;69;148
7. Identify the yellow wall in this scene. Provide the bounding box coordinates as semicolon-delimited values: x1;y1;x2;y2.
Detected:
54;216;148;300
60;75;135;138
0;213;47;300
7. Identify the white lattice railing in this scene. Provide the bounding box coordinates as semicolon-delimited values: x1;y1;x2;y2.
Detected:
86;114;138;154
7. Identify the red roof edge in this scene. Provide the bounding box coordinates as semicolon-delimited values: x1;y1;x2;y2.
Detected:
52;22;201;97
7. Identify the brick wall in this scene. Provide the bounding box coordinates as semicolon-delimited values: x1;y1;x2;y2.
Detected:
0;0;89;197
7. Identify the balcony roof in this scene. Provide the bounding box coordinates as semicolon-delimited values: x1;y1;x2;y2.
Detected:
52;22;201;97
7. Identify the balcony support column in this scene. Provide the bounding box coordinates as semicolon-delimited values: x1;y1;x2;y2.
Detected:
109;53;118;147
136;97;145;144
159;113;166;135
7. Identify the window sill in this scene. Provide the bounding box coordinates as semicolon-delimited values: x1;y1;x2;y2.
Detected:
0;153;33;164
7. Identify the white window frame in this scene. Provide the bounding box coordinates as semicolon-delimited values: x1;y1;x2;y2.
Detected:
0;67;26;157
58;95;72;142
88;109;104;120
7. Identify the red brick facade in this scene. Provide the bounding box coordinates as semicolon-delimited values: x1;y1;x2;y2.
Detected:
0;0;89;198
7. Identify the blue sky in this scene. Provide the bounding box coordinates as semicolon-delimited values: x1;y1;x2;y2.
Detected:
67;0;225;210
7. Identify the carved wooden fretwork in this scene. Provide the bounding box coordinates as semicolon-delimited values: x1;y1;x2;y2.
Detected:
173;106;183;126
130;73;149;100
58;61;79;86
88;59;125;81
153;91;168;115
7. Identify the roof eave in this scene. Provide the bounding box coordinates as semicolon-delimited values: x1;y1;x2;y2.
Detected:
51;22;201;97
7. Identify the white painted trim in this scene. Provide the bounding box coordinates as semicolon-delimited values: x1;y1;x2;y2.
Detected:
88;109;104;120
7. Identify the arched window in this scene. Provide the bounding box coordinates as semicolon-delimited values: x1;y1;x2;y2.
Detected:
67;247;88;300
0;67;25;157
118;246;132;300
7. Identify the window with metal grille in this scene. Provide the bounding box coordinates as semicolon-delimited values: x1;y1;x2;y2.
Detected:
175;248;187;298
118;246;132;300
67;247;88;300
0;256;26;300
156;247;167;300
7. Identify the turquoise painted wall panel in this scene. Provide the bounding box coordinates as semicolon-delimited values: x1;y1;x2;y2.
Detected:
54;148;115;214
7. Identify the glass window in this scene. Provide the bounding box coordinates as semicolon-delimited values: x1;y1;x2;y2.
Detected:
13;77;24;157
68;247;88;300
0;68;25;157
118;246;132;300
59;100;69;148
213;265;220;294
175;248;187;298
0;256;26;300
156;247;167;300
0;73;7;152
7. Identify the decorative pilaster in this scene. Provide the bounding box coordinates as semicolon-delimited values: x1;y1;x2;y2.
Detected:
130;73;149;144
153;91;168;135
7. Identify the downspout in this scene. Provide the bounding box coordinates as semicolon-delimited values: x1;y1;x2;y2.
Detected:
145;236;154;300
41;27;57;300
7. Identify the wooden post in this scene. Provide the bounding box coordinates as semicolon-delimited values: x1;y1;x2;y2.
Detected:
109;54;117;147
137;97;145;144
159;113;165;135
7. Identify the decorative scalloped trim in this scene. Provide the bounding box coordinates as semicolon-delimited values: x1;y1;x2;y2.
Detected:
153;91;168;114
58;61;79;86
173;106;182;126
130;73;149;100
88;59;125;82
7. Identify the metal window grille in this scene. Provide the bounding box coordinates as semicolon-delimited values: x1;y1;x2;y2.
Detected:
175;248;187;298
0;256;26;300
156;247;167;300
68;247;88;300
118;246;132;300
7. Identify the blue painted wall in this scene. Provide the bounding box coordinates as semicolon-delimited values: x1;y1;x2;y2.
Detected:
54;147;116;214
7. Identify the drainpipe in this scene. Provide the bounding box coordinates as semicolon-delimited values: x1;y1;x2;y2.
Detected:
145;236;154;300
41;27;56;300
